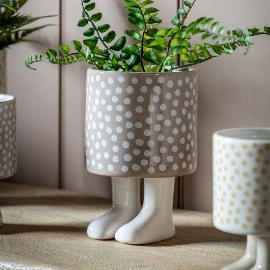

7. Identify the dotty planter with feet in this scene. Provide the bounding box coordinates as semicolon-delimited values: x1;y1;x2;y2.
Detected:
0;50;6;94
85;68;198;178
85;68;198;244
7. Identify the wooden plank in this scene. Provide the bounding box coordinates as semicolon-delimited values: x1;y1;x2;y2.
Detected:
0;182;245;270
182;0;270;212
6;0;60;188
60;0;178;198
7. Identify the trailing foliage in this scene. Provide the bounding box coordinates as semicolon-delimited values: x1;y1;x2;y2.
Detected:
25;0;270;71
0;0;55;50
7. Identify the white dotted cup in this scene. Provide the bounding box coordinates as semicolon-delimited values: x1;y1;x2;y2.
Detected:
213;129;270;270
0;94;17;179
85;69;198;178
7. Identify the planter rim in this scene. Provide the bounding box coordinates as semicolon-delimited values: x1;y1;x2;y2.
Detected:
213;127;270;142
87;67;196;75
0;94;15;103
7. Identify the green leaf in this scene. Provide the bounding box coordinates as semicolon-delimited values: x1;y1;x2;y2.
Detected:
264;26;270;34
59;45;69;55
202;48;211;58
211;45;222;55
111;54;121;70
190;50;199;61
98;24;110;33
83;36;98;49
128;16;145;30
184;0;192;8
144;7;159;15
156;28;168;36
120;52;131;60
71;40;82;51
218;27;225;34
201;33;211;40
141;0;154;7
125;30;141;41
171;38;191;48
47;49;57;58
203;18;214;29
83;28;95;37
103;31;116;43
171;16;180;26
128;11;143;20
110;36;126;51
82;0;91;3
85;3;96;11
91;13;102;22
78;18;88;27
122;44;140;56
147;16;162;24
149;37;168;47
210;22;220;32
195;44;203;51
178;8;187;15
143;51;161;65
233;28;243;37
146;28;158;37
181;53;190;62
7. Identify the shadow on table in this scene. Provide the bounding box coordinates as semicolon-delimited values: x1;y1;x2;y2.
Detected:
0;195;110;207
0;223;86;235
148;225;245;247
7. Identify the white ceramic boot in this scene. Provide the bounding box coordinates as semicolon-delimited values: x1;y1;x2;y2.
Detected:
87;177;141;240
221;235;257;270
250;236;270;270
115;177;175;245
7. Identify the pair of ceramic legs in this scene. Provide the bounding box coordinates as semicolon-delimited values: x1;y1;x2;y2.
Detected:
223;235;270;270
87;177;175;245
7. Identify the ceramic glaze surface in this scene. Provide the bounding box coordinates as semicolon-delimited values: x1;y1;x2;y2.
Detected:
213;128;270;235
0;50;6;94
85;69;198;177
0;94;17;179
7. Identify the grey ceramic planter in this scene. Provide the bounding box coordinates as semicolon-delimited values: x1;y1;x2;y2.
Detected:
85;69;198;178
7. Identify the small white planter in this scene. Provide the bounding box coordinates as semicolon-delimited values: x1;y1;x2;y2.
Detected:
0;94;17;227
85;69;199;244
0;50;6;94
213;128;270;269
85;68;198;178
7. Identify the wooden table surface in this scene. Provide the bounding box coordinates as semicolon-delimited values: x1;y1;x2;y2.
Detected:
0;182;245;270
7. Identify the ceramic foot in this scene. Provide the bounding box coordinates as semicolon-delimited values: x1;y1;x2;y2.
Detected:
250;236;270;270
115;177;175;245
221;235;257;270
87;177;140;240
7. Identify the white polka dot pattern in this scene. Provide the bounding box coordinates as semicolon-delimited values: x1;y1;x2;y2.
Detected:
85;69;198;177
0;95;17;179
0;50;6;94
213;131;270;235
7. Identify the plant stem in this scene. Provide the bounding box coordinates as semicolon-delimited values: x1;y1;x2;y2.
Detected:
180;0;197;27
81;1;114;58
157;36;174;72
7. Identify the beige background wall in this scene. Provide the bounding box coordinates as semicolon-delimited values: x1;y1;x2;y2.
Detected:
6;0;270;210
183;0;270;212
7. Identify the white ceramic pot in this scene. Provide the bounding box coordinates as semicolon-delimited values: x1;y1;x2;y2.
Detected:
0;50;6;94
213;128;270;270
0;94;17;227
85;68;198;178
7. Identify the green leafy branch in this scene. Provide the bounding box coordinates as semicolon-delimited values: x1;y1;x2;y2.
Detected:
24;0;270;72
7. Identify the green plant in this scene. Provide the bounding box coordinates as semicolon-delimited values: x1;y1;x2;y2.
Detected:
25;0;270;72
0;0;54;51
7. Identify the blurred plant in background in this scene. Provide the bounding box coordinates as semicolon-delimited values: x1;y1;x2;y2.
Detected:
0;0;54;50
